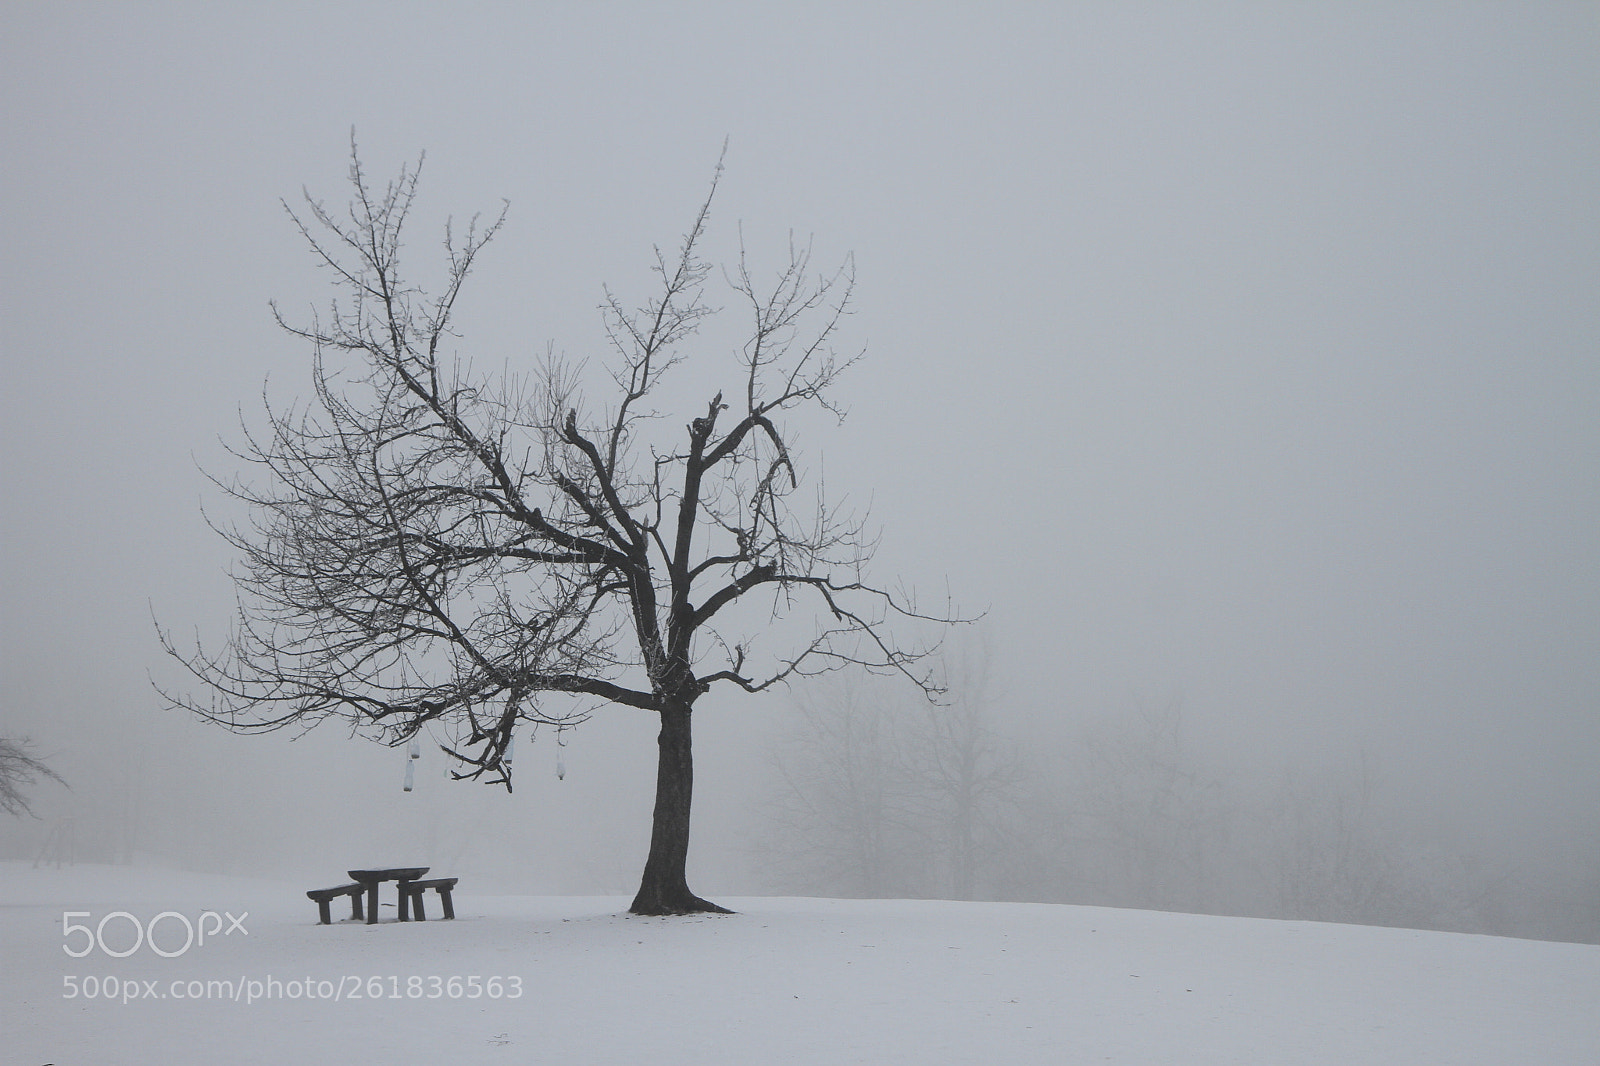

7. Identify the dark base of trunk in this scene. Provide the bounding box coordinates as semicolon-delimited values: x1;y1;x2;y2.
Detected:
628;884;734;917
628;701;733;917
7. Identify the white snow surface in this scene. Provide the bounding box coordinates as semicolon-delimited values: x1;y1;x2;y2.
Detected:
4;862;1596;1064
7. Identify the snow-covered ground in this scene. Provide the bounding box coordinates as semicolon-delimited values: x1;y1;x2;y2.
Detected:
4;862;1596;1064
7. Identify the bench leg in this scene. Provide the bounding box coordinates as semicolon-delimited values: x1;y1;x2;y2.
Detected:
350;891;365;922
316;899;332;925
412;890;427;921
398;885;411;921
366;883;379;925
439;888;455;920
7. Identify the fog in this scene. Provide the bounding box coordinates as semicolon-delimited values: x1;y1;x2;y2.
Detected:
2;4;1595;941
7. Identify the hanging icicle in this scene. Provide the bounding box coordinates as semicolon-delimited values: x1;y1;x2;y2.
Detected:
504;732;515;769
555;726;567;781
408;735;420;760
403;757;415;792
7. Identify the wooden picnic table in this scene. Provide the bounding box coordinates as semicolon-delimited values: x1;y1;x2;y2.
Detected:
348;867;429;925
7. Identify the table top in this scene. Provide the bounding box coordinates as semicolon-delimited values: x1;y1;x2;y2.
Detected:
348;867;429;883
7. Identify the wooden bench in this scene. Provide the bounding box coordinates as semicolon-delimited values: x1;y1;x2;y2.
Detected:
398;877;459;921
306;882;366;925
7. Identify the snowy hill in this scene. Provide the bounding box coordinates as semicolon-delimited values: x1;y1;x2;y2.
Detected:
4;862;1596;1064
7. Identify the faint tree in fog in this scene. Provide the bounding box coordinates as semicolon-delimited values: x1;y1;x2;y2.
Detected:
159;142;947;915
0;738;66;818
1067;699;1232;912
902;639;1024;899
758;641;1022;900
757;677;926;896
1269;752;1441;929
989;700;1235;913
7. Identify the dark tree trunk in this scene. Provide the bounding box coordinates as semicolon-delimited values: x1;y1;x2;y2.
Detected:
629;702;732;915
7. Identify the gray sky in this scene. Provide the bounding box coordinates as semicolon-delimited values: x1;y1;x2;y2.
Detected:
2;3;1595;891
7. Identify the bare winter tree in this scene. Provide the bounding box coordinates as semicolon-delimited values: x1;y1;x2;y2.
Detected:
159;145;944;914
1268;752;1438;929
757;639;1022;901
0;738;66;819
902;639;1025;900
1050;699;1233;913
756;676;926;897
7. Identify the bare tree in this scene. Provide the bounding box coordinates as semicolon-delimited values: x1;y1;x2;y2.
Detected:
756;676;928;897
1057;699;1232;913
159;143;944;914
900;639;1024;900
758;639;1021;901
983;699;1237;912
1267;752;1439;929
0;738;66;818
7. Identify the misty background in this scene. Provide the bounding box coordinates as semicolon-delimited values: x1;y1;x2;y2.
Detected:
2;3;1595;942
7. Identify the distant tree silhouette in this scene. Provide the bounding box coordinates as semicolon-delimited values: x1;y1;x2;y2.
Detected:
760;640;1021;901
